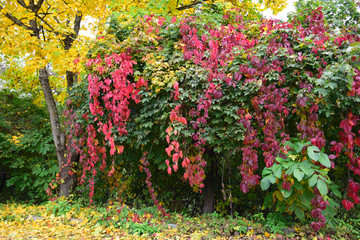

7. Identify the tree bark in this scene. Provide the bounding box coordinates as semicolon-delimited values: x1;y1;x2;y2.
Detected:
66;70;77;89
203;159;215;213
39;68;73;197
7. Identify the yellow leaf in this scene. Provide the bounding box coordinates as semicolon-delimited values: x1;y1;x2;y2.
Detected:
274;190;284;201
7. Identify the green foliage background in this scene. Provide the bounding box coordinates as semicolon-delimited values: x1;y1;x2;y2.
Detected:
0;89;58;203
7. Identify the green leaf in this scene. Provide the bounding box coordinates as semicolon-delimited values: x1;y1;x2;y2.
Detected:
309;175;318;187
284;141;293;148
299;161;314;176
262;167;271;175
293;181;303;190
272;164;283;178
268;174;276;184
302;188;314;207
262;194;273;209
275;157;285;165
285;162;297;175
318;153;331;168
329;184;342;198
261;176;271;190
294;168;305;182
307;146;320;161
317;180;328;195
293;141;308;153
295;208;305;220
281;187;293;198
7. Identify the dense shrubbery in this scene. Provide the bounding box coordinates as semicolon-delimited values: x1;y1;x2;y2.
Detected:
0;90;58;202
57;3;360;232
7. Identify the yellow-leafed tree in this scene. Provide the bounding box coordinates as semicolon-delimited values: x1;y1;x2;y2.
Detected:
0;0;110;197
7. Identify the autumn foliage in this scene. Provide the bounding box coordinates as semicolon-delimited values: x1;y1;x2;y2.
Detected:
62;5;360;231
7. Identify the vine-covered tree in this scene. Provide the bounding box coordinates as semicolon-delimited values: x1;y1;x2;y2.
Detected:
64;4;360;231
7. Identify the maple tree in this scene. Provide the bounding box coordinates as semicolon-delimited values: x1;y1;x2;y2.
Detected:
0;0;110;197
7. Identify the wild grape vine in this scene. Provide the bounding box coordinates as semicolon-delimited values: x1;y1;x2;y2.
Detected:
60;7;360;231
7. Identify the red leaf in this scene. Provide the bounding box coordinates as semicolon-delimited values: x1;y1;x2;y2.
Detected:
172;153;179;162
182;158;189;168
178;117;187;125
173;81;179;90
240;182;249;194
342;199;354;210
116;145;124;154
170;112;178;123
165;145;173;156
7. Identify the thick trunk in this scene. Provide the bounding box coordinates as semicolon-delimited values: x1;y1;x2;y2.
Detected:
203;160;215;213
39;68;73;197
59;147;78;197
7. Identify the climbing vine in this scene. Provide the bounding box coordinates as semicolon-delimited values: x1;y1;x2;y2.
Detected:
63;5;360;230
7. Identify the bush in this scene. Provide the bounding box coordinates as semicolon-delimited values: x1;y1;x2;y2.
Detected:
0;89;58;203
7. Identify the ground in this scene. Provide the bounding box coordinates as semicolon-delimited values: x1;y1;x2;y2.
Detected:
0;202;357;239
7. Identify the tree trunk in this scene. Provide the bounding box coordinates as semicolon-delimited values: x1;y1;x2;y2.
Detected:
66;70;77;89
2;2;82;198
39;68;73;197
203;159;215;213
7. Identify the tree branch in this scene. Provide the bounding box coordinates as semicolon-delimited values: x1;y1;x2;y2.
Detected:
16;0;27;8
176;1;203;11
41;25;46;41
0;5;33;32
34;12;57;34
34;0;45;13
73;12;82;37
